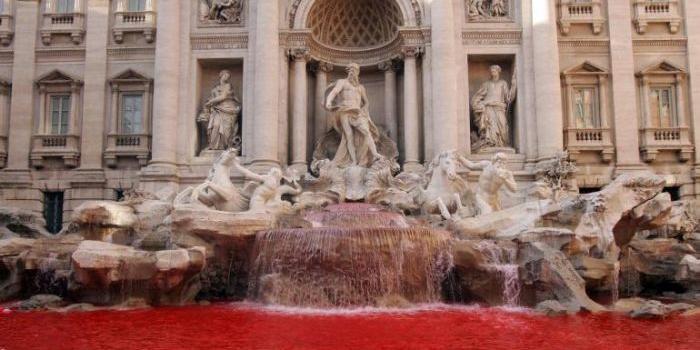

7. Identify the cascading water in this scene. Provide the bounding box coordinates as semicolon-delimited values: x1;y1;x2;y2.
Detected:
473;241;521;306
247;204;454;308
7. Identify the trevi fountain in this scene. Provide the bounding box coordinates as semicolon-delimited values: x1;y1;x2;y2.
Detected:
1;0;700;349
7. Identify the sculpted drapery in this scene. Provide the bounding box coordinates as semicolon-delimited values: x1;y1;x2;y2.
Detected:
471;65;517;149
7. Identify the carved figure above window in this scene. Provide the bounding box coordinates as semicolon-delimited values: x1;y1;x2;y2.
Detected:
199;0;244;25
467;0;511;22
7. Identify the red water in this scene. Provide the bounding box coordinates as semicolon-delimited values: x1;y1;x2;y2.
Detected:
1;303;699;350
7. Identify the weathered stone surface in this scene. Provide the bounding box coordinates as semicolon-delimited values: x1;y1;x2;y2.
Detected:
535;300;579;316
613;297;695;319
613;192;672;247
451;200;555;239
70;240;205;306
628;238;696;277
677;255;700;287
18;294;65;310
520;242;606;312
0;206;50;239
0;235;83;301
72;201;138;228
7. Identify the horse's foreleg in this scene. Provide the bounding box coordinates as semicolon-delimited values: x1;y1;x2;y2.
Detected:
435;197;452;220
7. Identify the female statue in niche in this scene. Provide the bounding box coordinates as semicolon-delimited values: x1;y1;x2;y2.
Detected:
198;70;242;152
471;64;517;150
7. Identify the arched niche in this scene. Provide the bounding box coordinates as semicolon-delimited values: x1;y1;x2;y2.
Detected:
288;0;423;30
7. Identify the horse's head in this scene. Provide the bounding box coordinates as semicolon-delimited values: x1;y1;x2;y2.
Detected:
218;148;239;166
433;151;458;181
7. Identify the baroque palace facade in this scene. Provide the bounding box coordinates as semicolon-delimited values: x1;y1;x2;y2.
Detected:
0;0;699;230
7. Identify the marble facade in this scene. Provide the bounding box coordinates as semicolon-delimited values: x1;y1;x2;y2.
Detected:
0;0;699;225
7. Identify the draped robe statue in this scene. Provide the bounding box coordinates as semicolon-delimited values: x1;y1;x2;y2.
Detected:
471;65;517;149
198;70;241;151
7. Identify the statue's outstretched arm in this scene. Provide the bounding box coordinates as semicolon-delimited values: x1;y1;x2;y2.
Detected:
234;163;265;183
458;155;487;170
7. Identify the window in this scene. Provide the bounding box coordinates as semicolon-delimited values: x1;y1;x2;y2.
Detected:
127;0;146;12
573;87;599;128
50;95;70;135
55;0;75;13
0;0;5;14
649;86;676;128
43;191;64;234
120;94;143;134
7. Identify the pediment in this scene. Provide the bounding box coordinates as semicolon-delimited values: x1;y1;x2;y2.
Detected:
562;61;608;76
111;69;151;82
36;70;81;84
639;60;686;76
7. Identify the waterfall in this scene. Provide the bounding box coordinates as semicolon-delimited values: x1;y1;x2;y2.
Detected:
474;241;521;307
247;204;454;308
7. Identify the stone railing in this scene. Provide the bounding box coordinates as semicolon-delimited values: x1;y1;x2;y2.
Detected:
565;127;614;162
30;134;80;168
0;13;13;46
104;133;151;167
640;126;692;162
113;10;156;44
633;0;681;34
558;0;604;35
40;12;86;45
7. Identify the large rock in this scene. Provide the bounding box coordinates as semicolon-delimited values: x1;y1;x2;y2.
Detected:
677;255;700;289
519;242;606;312
0;206;50;239
628;238;696;277
613;297;695;319
0;235;83;301
71;240;205;306
613;192;673;247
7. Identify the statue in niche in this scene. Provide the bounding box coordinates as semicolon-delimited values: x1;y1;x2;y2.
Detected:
198;70;242;152
468;0;509;20
460;152;517;214
323;63;383;168
471;64;517;151
200;0;244;24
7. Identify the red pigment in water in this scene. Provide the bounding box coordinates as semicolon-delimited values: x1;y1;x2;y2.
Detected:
1;304;699;350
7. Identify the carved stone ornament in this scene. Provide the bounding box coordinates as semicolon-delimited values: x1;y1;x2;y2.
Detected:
467;0;511;22
200;0;244;25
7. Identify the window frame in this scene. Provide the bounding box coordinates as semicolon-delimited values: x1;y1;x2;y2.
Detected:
119;92;144;134
48;93;71;135
571;85;601;129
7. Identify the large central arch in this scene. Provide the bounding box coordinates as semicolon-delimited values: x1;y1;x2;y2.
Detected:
289;0;423;30
288;0;424;66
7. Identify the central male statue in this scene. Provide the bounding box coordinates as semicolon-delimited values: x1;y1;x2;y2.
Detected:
324;63;383;168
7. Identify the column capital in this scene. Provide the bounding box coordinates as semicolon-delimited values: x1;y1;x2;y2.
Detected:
378;58;401;72
401;45;423;59
288;47;311;62
309;60;333;74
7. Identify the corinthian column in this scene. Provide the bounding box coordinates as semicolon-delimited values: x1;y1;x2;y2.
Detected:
532;0;564;160
312;61;333;143
378;59;398;142
290;48;310;173
148;1;181;172
402;46;422;172
251;0;281;170
430;0;459;155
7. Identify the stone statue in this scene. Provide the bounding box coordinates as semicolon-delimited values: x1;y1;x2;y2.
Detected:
198;70;242;152
468;0;509;20
471;65;517;150
324;63;383;168
234;164;303;214
460;152;517;214
174;148;248;212
200;0;244;24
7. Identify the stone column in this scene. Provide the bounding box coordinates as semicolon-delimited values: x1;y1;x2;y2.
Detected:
402;46;422;172
79;0;109;170
6;1;39;170
532;0;564;160
430;0;459;154
686;0;700;195
607;0;642;168
378;60;398;142
313;61;333;143
147;1;180;172
251;0;281;170
290;48;310;172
